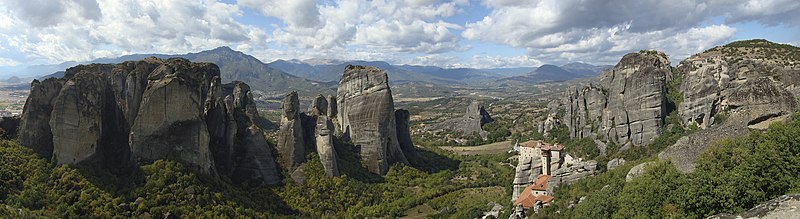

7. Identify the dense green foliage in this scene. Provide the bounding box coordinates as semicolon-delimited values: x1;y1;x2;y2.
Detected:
537;112;800;218
0;138;514;218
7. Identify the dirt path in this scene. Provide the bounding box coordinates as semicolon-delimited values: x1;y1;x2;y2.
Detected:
439;140;513;155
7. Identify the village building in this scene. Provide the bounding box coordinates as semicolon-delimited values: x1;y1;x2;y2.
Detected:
518;140;564;175
513;175;554;213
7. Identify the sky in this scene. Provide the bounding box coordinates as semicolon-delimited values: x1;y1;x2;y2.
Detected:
0;0;799;73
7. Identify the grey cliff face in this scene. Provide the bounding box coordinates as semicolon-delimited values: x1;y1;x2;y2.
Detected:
598;52;670;146
395;109;420;160
129;59;217;175
18;78;64;157
276;91;306;171
315;116;339;177
555;51;670;148
660;76;797;173
17;57;281;185
308;94;328;116
336;65;408;175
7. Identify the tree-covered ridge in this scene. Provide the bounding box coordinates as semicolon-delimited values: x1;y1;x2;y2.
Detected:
0;137;515;218
536;112;800;218
698;39;800;67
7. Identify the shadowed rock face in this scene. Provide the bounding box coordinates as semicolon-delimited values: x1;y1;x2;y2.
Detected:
336;65;409;175
395;109;420;160
18;78;64;157
276;91;306;171
315;116;339;177
18;57;281;185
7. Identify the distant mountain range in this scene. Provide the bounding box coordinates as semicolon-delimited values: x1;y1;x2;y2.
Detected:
267;59;610;85
497;63;613;85
22;47;609;95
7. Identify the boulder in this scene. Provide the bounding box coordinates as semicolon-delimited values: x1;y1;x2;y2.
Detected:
625;162;654;182
276;91;306;171
336;65;408;175
607;158;626;170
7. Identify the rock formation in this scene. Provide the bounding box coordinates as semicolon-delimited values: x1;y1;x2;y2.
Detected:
395;109;420;160
336;65;410;175
708;194;800;219
659;77;797;173
625;162;654;182
129;60;217;174
17;57;281;185
659;42;798;173
315;116;339;177
276;91;306;171
307;94;328;116
427;101;494;138
18;78;64;157
548;51;671;150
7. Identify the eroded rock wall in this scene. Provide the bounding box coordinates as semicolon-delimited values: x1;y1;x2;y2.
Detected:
18;57;281;184
336;65;408;175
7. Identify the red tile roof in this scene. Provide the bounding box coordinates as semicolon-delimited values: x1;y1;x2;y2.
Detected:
531;175;550;191
519;140;564;151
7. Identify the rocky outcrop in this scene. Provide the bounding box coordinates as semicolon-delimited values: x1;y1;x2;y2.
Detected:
17;57;281;184
708;194;800;219
129;60;217;174
315;116;339;177
598;52;671;146
395;109;420;160
537;113;560;137
625;162;654;182
222;82;281;185
18;78;64;157
336;65;411;175
307;94;328;116
427;101;494;138
660;77;797;173
276;91;306;171
549;159;597;186
512;155;542;201
50;69;109;165
553;51;671;149
327;95;337;118
606;158;626;170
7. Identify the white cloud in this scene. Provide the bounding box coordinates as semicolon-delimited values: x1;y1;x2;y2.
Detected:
0;0;796;69
0;0;269;64
238;0;321;28
465;0;796;64
0;57;20;67
258;0;465;54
